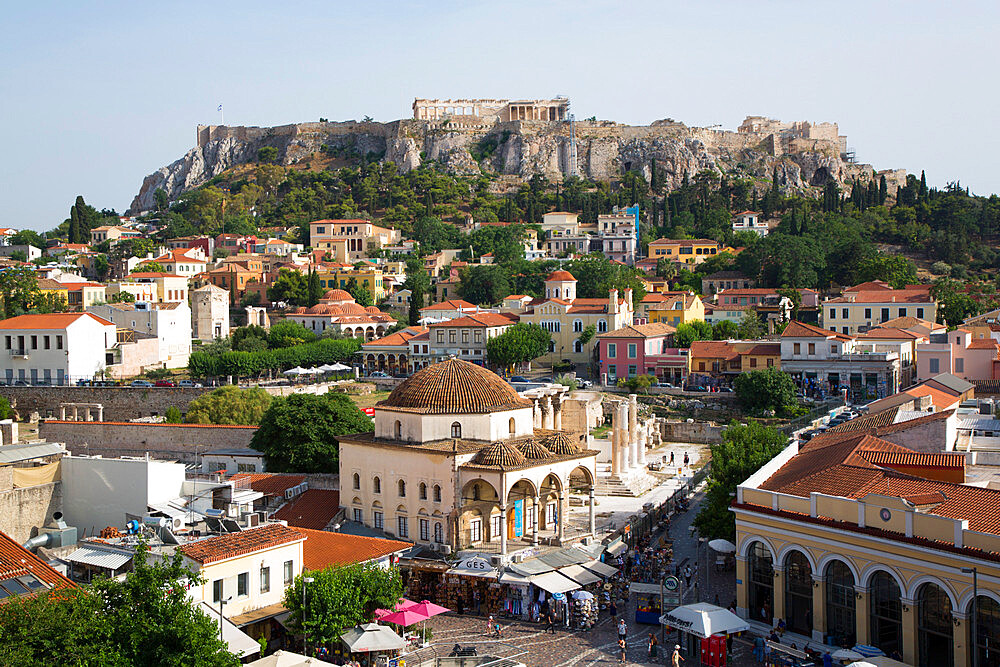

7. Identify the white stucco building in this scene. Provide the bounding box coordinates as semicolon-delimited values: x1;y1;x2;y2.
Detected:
88;301;192;369
191;283;231;341
0;312;116;385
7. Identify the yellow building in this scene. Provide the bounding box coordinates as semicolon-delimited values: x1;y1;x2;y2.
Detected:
316;267;386;302
734;428;1000;667
34;279;70;305
645;292;704;327
647;239;733;265
821;283;938;335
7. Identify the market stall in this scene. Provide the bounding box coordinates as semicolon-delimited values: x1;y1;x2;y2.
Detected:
660;602;749;664
442;555;503;616
339;623;406;667
630;582;664;624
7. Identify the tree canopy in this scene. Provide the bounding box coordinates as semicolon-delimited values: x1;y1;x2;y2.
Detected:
250;393;373;472
457;265;511;306
733;367;797;415
485;323;551;369
184;386;273;425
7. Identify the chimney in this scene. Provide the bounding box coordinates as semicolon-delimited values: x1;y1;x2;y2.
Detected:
625;288;633;312
609;289;619;315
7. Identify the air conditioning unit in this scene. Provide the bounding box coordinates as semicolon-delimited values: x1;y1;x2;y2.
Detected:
439;545;452;555
427;543;439;553
489;555;503;568
509;553;524;563
243;513;261;528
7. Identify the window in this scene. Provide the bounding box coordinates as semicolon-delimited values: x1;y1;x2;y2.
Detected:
825;561;856;648
509;417;516;435
419;482;427;500
842;327;849;334
398;479;406;497
574;340;583;353
212;579;223;603
831;345;839;354
864;308;872;319
474;330;482;344
793;343;801;355
237;462;256;473
397;516;408;538
750;358;757;368
451;422;461;438
627;343;637;358
573;319;583;333
598;320;607;333
436;331;444;343
784;551;813;636
283;561;293;585
30;335;36;350
546;502;557;526
628;365;637;377
491;514;502;539
434;522;443;543
748;542;774;623
955;358;964;373
842;308;848;319
419;518;429;541
472;484;480;501
373;477;381;494
807;343;815;355
353;473;360;490
869;571;902;657
898;308;906;318
3;336;9;350
43;336;50;350
469;518;483;543
57;335;65;349
449;331;456;343
353;508;363;522
929;358;940;374
917;307;924;319
767;358;774;368
461;331;469;343
260;567;270;593
237;572;249;597
373;511;384;530
608;343;617;358
881;308;889;322
433;485;441;502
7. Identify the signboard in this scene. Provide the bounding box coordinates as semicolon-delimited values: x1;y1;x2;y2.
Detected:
662;575;681;606
363;407;375;417
455;555;492;572
513;499;523;538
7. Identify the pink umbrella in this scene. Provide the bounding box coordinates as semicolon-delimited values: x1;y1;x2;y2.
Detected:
374;598;418;619
408;600;450;618
381;607;430;627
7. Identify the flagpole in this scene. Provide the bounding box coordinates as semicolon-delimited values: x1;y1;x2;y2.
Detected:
220;104;225;126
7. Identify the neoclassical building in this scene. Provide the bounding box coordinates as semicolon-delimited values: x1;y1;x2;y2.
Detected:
338;358;597;556
286;288;396;340
734;430;1000;667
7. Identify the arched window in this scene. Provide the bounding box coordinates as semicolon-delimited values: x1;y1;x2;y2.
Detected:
451;422;462;438
433;484;441;502
352;473;360;490
433;522;443;543
548;340;556;353
869;571;902;658
573;319;583;333
398;480;406;497
419;482;427;500
373;477;381;494
748;542;774;624
394;420;402;439
598;319;607;333
784;551;813;636
574;340;583;353
917;583;953;667
509;417;516;435
554;288;559;299
970;596;1000;667
825;561;856;648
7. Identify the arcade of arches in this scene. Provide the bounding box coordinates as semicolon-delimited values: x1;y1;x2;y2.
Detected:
737;539;999;667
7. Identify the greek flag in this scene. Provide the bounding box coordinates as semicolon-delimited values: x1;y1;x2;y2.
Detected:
217;104;223;111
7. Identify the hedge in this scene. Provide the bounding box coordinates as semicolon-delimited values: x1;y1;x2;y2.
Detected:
188;337;362;378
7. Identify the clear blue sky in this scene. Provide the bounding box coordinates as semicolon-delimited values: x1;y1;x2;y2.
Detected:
2;0;998;231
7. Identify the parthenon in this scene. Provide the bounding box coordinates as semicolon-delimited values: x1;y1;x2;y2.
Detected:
412;97;569;122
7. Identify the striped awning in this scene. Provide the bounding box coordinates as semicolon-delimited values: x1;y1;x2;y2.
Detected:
66;547;132;570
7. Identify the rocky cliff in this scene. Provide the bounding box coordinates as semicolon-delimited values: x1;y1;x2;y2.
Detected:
129;117;902;213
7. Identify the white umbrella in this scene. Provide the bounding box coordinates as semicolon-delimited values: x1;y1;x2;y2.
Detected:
317;364;338;372
846;663;878;667
708;539;737;554
832;649;865;661
283;367;308;376
340;623;406;652
330;362;352;372
301;367;321;374
571;590;595;600
659;602;749;639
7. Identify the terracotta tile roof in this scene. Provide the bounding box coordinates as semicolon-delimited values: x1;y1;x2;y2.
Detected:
828;407;900;433
427;313;516;328
273;489;341;530
858;450;965;468
292;528;410;570
858;327;920;340
475;441;527;466
0;312;113;330
845;280;894;291
743;343;780;355
781;320;853;341
363;327;428;348
880;316;942;331
903;386;960;410
504;294;529;300
597;322;677;339
0;530;76;600
420;300;477;311
379;358;532;415
230;473;306;498
546;270;576;281
689;340;739;360
178;523;305;565
968;338;1000;350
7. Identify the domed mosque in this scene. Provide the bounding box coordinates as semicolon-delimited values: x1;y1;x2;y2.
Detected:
286;288;396;340
338;358;597;555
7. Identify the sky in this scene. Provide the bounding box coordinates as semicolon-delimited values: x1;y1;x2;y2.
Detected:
2;0;998;231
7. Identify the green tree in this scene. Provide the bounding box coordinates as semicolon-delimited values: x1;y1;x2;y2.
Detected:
457;265;511;305
134;262;166;274
0;397;10;419
673;320;713;347
0;543;239;666
267;268;307;306
856;253;918;289
736;309;765;339
268;320;317;348
251;393;373;472
284;564;403;649
8;230;44;248
711;320;738;340
185;386;273;425
733;367;797;414
257;146;279;164
164;406;183;423
693;421;788;539
93;254;110;281
154;187;169;211
307;270;323;307
617;374;655;393
576;324;596;346
486;323;551;369
0;266;41;318
232;325;270;352
403;255;429;326
9;250;27;263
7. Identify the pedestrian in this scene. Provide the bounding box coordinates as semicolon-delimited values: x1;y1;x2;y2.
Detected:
671;644;683;666
669;451;675;465
752;636;765;663
683;451;689;467
473;588;481;614
610;597;618;618
822;651;833;667
713;594;720;606
617;618;628;643
618;637;627;664
495;620;503;639
486;615;494;636
457;595;464;615
647;633;659;661
684;565;692;587
545;611;555;634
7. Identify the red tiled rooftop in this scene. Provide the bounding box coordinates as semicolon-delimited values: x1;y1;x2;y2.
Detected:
292;528;410;571
781;320;853;341
0;530;76;599
230;473;306;497
273;489;341;530
0;313;114;330
178;523;305;564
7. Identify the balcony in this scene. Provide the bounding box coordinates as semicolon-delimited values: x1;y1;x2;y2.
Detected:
8;349;28;359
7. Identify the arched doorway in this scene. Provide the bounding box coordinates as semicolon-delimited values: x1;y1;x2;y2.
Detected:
917;583;953;667
869;571;902;658
784;550;813;635
747;542;774;624
539;474;561;533
459;480;499;549
506;479;537;542
824;560;856;648
970;596;1000;667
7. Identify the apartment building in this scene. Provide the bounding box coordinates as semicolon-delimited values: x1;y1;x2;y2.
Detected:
0;312;116;385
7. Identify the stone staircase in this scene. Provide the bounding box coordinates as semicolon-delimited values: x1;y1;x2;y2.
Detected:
593;467;662;497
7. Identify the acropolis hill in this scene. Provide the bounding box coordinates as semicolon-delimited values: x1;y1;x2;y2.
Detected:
129;97;904;213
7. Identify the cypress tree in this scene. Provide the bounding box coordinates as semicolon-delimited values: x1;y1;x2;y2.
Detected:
919;170;928;199
68;205;80;244
879;175;888;205
408;284;423;326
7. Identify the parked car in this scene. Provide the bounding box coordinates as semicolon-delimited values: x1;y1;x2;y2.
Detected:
131;380;154;388
579;380;593;388
154;380;177;387
178;380;203;388
509;376;528;383
369;371;389;378
76;379;92;386
684;385;709;392
535;377;554;383
717;386;734;393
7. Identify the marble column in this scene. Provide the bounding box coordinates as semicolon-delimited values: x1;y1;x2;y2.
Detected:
532;496;540;546
628;395;639;470
59;405;66;420
638;424;647;466
533;399;542;429
542;397;554;430
553;396;562;430
588;486;596;536
499;505;508;556
96;405;104;421
72;406;78;421
610;406;622;476
556;494;564;541
620;403;632;470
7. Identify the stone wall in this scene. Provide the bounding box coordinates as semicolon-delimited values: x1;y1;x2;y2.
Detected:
38;421;257;465
660;421;723;444
1;386;212;422
0;482;62;544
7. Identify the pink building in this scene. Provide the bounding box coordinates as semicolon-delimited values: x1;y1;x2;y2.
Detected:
917;329;1000;382
596;322;687;384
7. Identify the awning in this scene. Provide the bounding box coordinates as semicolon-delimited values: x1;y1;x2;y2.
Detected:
538;548;590;568
581;559;618;578
230;601;289;627
659;602;749;639
66;547;132;570
605;539;627;557
148;502;187;520
530;570;581;594
198;602;261;658
498;570;533;585
557;564;602;586
446;554;498;578
509;558;556;577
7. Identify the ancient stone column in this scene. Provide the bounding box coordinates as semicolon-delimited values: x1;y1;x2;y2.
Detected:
59;405;66;420
553;396;562;430
532;496;540;546
588;486;596;536
542;397;554;430
72;406;78;421
619;403;632;470
533;399;542;429
628;395;639;469
556;494;564;541
96;405;104;421
499;505;508;556
638;424;647;466
610;409;621;476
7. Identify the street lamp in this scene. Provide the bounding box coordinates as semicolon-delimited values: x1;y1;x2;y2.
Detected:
218;596;232;643
303;576;315;657
962;567;978;667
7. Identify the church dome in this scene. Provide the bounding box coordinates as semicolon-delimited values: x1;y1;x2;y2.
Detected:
515;439;553;460
341;303;367;314
365;306;380;314
380;358;532;414
322;288;353;301
542;432;581;455
475;441;527;467
546;270;576;282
